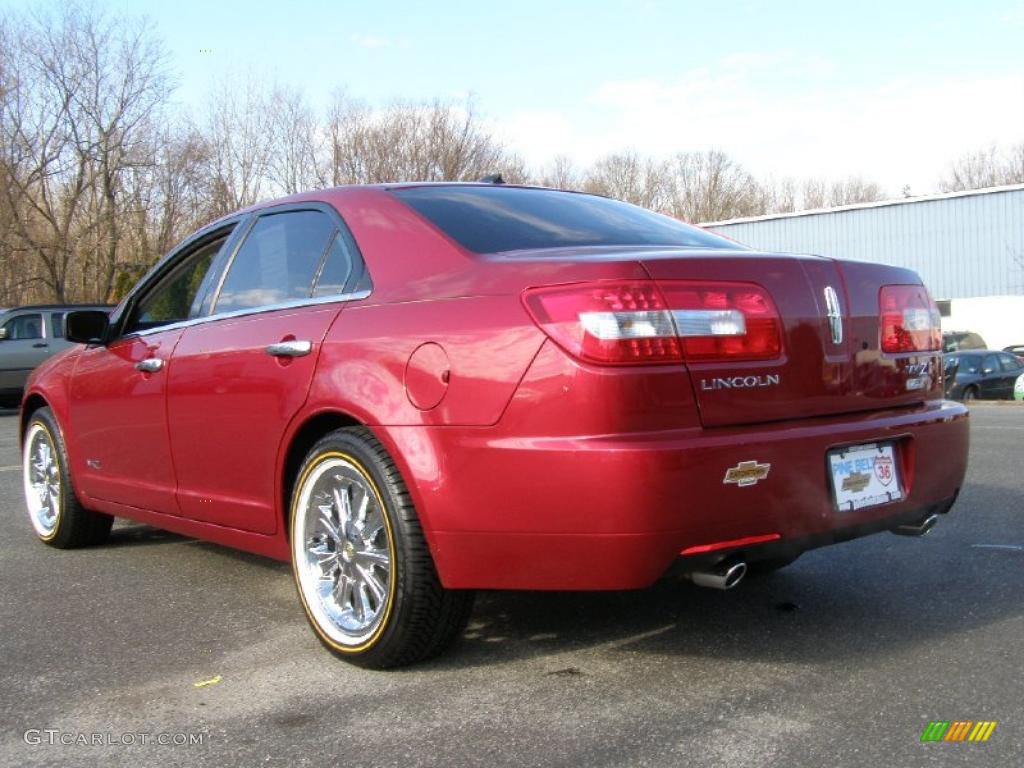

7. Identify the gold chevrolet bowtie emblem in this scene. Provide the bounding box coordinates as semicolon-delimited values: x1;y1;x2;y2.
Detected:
842;472;872;493
723;460;771;487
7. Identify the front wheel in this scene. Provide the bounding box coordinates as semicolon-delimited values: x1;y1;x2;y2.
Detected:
23;407;113;548
289;427;474;668
962;386;977;402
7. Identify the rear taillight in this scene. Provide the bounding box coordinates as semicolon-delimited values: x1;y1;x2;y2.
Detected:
522;280;782;365
879;285;941;353
660;282;782;362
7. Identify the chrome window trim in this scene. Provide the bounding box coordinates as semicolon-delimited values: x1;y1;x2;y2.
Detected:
129;289;372;338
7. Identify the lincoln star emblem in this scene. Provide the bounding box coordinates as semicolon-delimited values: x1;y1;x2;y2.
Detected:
824;285;843;344
723;460;771;487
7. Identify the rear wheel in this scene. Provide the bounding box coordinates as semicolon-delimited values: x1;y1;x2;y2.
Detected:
290;427;474;668
22;407;113;548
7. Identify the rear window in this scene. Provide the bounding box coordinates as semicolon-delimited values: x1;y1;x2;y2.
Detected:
392;186;740;254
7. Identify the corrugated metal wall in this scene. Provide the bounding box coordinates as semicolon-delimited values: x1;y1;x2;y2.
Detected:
705;186;1024;300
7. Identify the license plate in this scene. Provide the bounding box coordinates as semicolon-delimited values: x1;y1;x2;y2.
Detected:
828;442;904;511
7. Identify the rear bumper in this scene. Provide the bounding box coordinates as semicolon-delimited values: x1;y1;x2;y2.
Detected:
383;399;969;590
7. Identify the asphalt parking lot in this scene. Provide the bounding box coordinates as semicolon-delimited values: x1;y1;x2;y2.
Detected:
1;404;1021;767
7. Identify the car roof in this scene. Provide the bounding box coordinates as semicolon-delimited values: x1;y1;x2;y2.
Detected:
3;303;112;311
204;182;582;226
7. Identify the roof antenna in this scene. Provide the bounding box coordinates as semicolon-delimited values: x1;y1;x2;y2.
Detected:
478;173;505;184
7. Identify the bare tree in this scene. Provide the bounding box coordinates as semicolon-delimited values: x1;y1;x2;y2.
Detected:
0;3;172;302
939;143;1024;192
583;151;669;210
536;154;581;190
265;84;321;195
825;176;886;206
202;74;271;215
111;118;214;298
800;178;828;209
324;96;519;184
665;150;762;223
757;176;798;214
800;176;885;209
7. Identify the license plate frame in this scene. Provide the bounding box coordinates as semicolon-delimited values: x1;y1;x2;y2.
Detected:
827;442;904;512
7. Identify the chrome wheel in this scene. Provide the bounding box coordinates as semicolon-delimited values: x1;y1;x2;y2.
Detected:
23;423;62;538
293;455;394;647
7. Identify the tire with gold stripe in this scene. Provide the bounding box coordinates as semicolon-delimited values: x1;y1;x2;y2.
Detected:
290;427;474;668
22;407;113;548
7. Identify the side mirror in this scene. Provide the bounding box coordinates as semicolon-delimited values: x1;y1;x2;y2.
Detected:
0;327;7;340
65;310;111;345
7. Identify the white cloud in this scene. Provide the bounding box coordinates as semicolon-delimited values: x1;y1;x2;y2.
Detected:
494;110;577;162
501;54;1024;194
350;34;407;50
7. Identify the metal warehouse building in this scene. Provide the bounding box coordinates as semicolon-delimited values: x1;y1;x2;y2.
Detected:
703;184;1024;349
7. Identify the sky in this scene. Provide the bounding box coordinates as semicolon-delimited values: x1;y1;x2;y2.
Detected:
4;0;1024;194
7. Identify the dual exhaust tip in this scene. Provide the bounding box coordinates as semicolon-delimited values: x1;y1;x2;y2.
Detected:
687;514;941;590
891;513;939;537
688;558;747;590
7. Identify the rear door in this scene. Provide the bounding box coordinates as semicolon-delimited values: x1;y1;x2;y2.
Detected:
997;353;1024;397
166;205;363;534
46;311;76;357
0;312;48;392
978;354;1002;398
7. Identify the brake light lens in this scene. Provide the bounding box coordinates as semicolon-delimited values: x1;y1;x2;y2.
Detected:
522;280;782;365
879;285;941;353
660;282;782;362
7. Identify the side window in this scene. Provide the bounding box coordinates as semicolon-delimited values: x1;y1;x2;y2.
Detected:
128;234;229;333
3;313;43;340
312;233;355;297
999;353;1023;372
215;211;335;313
981;355;999;374
50;313;65;338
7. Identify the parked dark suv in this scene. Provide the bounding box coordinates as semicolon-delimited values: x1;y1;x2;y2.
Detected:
942;330;987;353
0;305;111;407
943;350;1024;400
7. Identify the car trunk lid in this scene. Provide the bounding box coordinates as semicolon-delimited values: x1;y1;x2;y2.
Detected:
639;251;943;427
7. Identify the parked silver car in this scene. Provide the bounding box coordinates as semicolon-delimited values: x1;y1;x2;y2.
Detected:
0;304;111;407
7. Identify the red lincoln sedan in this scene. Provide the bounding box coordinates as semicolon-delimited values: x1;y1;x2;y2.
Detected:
20;183;969;668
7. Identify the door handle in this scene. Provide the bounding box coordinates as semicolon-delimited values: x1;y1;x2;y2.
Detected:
135;358;164;373
32;342;48;348
265;340;312;358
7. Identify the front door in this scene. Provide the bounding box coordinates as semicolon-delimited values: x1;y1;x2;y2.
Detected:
69;331;183;512
68;227;236;512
